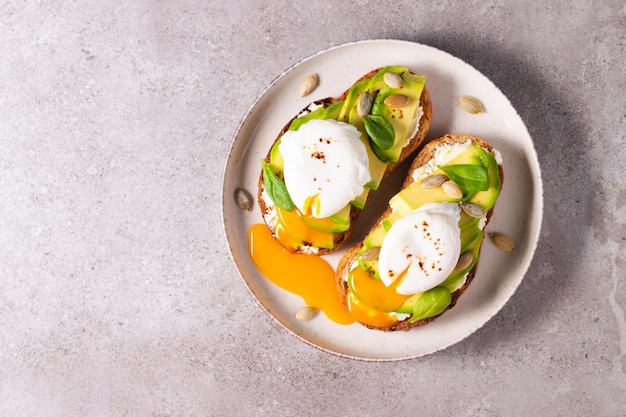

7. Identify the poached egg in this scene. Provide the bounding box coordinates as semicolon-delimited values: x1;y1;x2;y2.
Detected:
278;119;371;219
378;202;461;295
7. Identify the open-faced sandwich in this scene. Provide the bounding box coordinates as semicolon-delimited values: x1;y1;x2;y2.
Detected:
335;134;503;331
257;66;432;254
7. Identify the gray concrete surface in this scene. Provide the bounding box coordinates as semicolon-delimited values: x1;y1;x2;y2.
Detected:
1;1;625;416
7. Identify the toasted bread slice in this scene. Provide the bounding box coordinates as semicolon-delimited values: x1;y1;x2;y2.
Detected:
258;67;432;255
335;134;504;331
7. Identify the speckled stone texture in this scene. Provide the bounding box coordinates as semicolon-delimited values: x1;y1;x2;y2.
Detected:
1;1;625;416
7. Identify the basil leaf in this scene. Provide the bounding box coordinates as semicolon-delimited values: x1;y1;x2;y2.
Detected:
261;160;294;211
369;141;396;163
363;114;395;150
438;164;489;191
409;286;452;323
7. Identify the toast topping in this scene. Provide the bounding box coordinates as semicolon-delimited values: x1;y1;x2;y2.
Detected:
261;66;429;253
378;202;462;295
345;139;502;328
279;119;371;219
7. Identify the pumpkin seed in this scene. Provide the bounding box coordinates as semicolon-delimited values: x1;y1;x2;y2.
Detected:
296;306;319;321
360;246;381;261
383;71;403;88
421;174;448;189
300;73;319;97
235;188;253;211
384;94;410;108
357;91;373;117
441;181;463;199
459;96;484;114
461;202;485;218
455;250;474;270
489;232;515;252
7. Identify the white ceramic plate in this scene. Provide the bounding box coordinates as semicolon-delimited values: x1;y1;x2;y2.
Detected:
221;40;543;361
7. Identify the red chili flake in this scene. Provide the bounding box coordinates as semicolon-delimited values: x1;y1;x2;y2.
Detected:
311;151;326;163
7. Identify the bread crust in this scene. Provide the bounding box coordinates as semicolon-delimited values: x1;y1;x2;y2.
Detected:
257;68;432;254
335;134;505;331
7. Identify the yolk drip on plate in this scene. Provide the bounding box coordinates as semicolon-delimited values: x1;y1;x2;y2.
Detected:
248;224;353;325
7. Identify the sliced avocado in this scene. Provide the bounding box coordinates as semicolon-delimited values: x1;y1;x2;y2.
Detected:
351;188;369;209
302;216;350;233
329;203;352;225
338;79;370;123
357;257;381;281
381;211;403;231
269;139;284;175
288;100;345;131
389;184;454;217
389;144;500;216
396;293;421;314
288;106;326;131
340;79;388;190
302;204;351;233
352;118;389;191
470;146;501;211
339;66;425;190
363;222;387;248
368;70;425;163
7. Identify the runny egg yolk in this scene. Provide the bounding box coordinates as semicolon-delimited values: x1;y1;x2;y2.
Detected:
274;206;334;250
248;224;354;325
346;266;412;328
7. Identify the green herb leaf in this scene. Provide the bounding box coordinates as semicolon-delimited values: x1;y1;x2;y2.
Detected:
261;160;294;211
369;141;396;163
363;114;395;150
438;164;489;192
409;286;452;323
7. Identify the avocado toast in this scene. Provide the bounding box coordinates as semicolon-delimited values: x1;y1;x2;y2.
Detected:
335;134;504;331
258;66;432;254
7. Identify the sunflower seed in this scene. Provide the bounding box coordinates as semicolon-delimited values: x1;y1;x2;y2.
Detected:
235;188;253;211
384;94;410;108
300;73;319;97
357;91;373;117
461;202;485;218
383;71;403;88
421;174;448;189
360;246;381;261
489;232;515;252
455;250;474;270
441;181;463;199
296;306;319;321
459;96;484;114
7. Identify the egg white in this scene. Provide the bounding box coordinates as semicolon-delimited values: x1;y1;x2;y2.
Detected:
378;202;461;295
278;119;371;219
